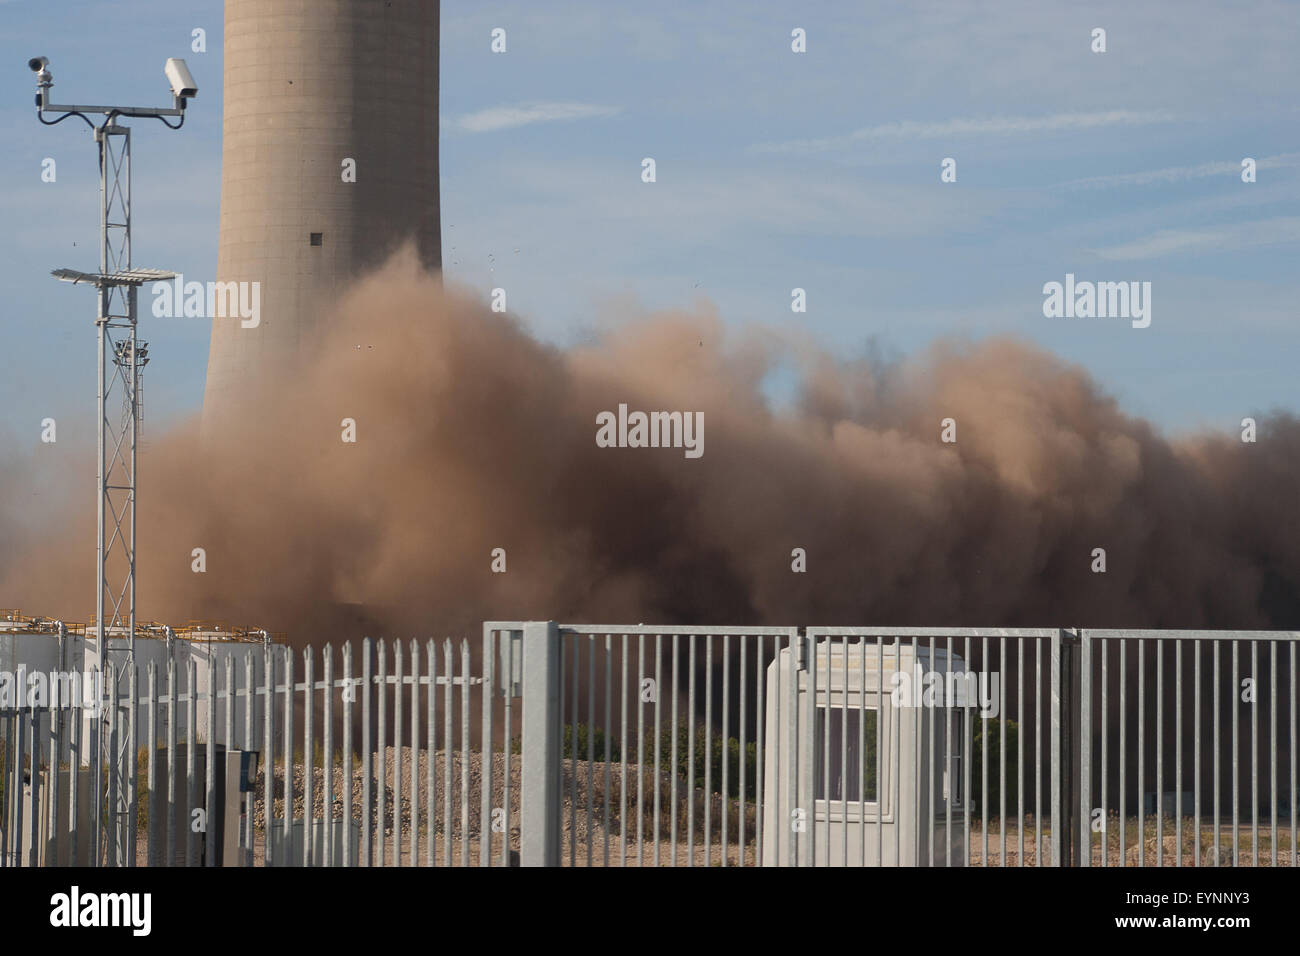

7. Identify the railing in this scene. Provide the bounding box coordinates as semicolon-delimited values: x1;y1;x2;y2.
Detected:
2;624;1296;866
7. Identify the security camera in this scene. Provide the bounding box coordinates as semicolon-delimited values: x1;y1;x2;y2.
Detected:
164;58;197;98
29;56;52;93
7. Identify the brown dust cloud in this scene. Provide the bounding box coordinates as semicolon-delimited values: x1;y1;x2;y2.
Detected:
3;248;1299;646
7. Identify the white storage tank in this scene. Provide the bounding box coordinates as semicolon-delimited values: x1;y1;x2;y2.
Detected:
187;630;280;748
0;615;87;762
81;630;192;764
0;622;66;676
762;638;971;867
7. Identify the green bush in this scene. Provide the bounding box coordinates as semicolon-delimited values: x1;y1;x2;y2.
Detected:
640;723;757;801
512;723;758;800
509;724;623;762
562;723;621;762
970;717;1020;816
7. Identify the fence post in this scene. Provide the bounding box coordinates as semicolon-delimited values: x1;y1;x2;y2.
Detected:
1078;630;1091;867
1066;630;1082;866
520;621;560;867
1051;629;1082;867
1051;632;1064;866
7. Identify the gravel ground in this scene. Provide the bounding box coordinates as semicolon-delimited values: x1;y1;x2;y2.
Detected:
126;763;1293;866
133;750;762;866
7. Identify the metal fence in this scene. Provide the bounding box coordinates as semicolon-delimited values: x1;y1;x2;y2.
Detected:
2;624;1296;867
1079;630;1298;868
0;635;512;867
499;623;1297;867
541;625;795;868
804;627;1062;868
511;624;1063;867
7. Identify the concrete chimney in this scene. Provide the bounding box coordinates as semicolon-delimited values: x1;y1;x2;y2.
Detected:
203;0;441;429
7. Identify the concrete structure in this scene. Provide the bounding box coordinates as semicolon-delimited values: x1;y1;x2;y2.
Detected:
203;0;441;428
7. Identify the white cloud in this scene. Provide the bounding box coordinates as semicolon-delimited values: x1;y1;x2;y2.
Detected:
1091;217;1300;260
751;110;1179;154
1059;153;1300;190
452;101;622;134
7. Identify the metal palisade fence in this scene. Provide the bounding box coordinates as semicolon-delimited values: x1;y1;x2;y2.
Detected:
1;624;1296;867
0;636;509;867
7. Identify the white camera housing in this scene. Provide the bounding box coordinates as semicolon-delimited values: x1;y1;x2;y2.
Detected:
28;56;49;73
164;58;197;98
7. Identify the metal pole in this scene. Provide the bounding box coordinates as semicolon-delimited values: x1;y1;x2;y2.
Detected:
1049;632;1062;866
94;126;107;679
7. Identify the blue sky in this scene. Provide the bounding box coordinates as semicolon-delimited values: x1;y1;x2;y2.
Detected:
2;0;1298;454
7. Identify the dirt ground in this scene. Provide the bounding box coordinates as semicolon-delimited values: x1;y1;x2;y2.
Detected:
121;753;1294;866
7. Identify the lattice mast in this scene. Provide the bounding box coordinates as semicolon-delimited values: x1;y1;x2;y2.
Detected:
31;53;196;865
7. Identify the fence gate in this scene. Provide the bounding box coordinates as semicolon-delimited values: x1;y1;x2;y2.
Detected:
1077;630;1298;868
499;623;1070;867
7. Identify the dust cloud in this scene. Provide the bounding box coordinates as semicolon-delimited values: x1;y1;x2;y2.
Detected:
4;248;1298;644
